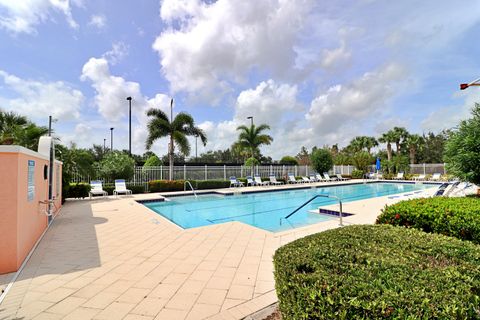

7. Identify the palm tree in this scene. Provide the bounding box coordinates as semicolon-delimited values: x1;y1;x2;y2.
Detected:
145;100;207;180
0;111;28;145
378;131;396;161
391;127;409;153
364;136;378;154
405;134;424;164
236;124;273;158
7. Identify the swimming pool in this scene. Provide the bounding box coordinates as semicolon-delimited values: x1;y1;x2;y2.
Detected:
142;182;432;232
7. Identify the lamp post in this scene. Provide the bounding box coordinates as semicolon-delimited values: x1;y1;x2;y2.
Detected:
126;96;132;155
247;116;253;127
110;127;114;151
460;77;480;90
195;134;198;162
103;138;106;152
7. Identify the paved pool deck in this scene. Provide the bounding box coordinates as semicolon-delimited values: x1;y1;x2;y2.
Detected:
0;180;437;320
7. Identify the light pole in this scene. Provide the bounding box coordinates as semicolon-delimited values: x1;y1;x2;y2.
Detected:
103;138;106;152
460;77;480;90
247;116;253;127
126;96;132;155
195;134;198;162
110;127;114;151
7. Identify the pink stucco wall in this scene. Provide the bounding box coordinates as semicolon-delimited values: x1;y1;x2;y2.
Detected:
0;146;62;274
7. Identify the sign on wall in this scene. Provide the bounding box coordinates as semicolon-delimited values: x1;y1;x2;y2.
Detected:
27;160;35;201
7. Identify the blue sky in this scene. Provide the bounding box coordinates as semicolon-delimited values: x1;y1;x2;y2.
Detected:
1;0;480;159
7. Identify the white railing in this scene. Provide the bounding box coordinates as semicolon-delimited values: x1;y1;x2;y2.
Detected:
70;163;446;189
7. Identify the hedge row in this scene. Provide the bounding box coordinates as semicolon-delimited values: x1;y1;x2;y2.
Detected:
274;225;480;319
376;197;480;244
148;179;231;192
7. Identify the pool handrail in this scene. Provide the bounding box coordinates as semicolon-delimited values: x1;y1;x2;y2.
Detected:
184;180;198;198
283;194;343;226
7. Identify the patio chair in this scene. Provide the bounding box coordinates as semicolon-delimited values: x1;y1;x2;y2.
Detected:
336;174;348;181
433;183;450;197
414;174;426;182
254;175;269;186
309;174;319;182
316;173;326;181
89;180;108;199
323;173;337;181
301;176;312;183
269;175;283;185
113;179;132;197
393;172;404;180
430;173;441;181
376;173;383;179
246;176;257;186
229;176;244;187
288;174;302;184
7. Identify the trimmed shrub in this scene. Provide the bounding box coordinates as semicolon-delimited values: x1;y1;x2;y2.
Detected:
279;156;298;165
103;184;145;195
67;183;91;199
148;180;185;192
143;154;162;167
351;169;364;179
376;197;480;244
310;149;333;174
100;151;135;180
274;225;480;320
245;157;260;167
195;180;230;190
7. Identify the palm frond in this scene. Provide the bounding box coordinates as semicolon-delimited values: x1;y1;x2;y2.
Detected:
146;108;170;122
173;131;190;156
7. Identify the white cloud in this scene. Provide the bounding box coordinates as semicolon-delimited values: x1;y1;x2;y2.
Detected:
88;14;106;29
0;70;84;121
0;0;79;34
103;42;128;65
306;63;407;136
153;0;315;94
421;90;478;132
320;41;351;70
196;79;302;158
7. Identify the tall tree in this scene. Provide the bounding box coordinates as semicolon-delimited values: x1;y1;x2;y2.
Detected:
391;127;409;153
236;124;273;158
296;146;311;165
145;104;207;180
348;136;378;154
378;131;396;161
405;134;424;164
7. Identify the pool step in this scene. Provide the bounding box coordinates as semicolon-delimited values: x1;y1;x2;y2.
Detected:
308;208;354;217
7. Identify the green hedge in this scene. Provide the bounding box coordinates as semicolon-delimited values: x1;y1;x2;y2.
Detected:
103;184;145;195
376;197;480;244
274;225;480;320
351;169;363;179
67;183;91;199
195;180;230;190
149;180;185;192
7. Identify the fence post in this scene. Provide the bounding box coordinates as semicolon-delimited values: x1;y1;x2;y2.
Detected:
443;163;446;174
160;165;163;180
305;165;308;176
270;165;273;175
295;165;298;176
241;165;243;178
224;165;226;180
423;163;426;175
184;165;186;180
204;165;207;180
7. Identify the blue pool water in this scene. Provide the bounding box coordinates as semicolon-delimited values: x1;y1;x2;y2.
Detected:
143;183;432;232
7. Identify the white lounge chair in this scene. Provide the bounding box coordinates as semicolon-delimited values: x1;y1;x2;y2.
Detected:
309;174;319;182
323;173;337;181
315;173;325;181
254;175;269;186
246;176;257;186
376;173;383;179
114;179;132;197
414;174;426;182
89;180;108;199
430;173;441;181
393;172;404;180
269;175;283;185
301;176;312;183
230;176;244;187
288;174;302;184
336;174;348;181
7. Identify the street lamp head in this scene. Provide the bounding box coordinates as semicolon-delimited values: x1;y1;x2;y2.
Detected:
110;127;114;131
126;96;132;101
247;116;253;120
460;83;469;90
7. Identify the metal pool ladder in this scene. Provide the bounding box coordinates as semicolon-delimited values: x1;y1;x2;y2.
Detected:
281;194;344;226
184;181;198;198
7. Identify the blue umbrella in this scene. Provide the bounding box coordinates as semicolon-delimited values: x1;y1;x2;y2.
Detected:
376;157;381;171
